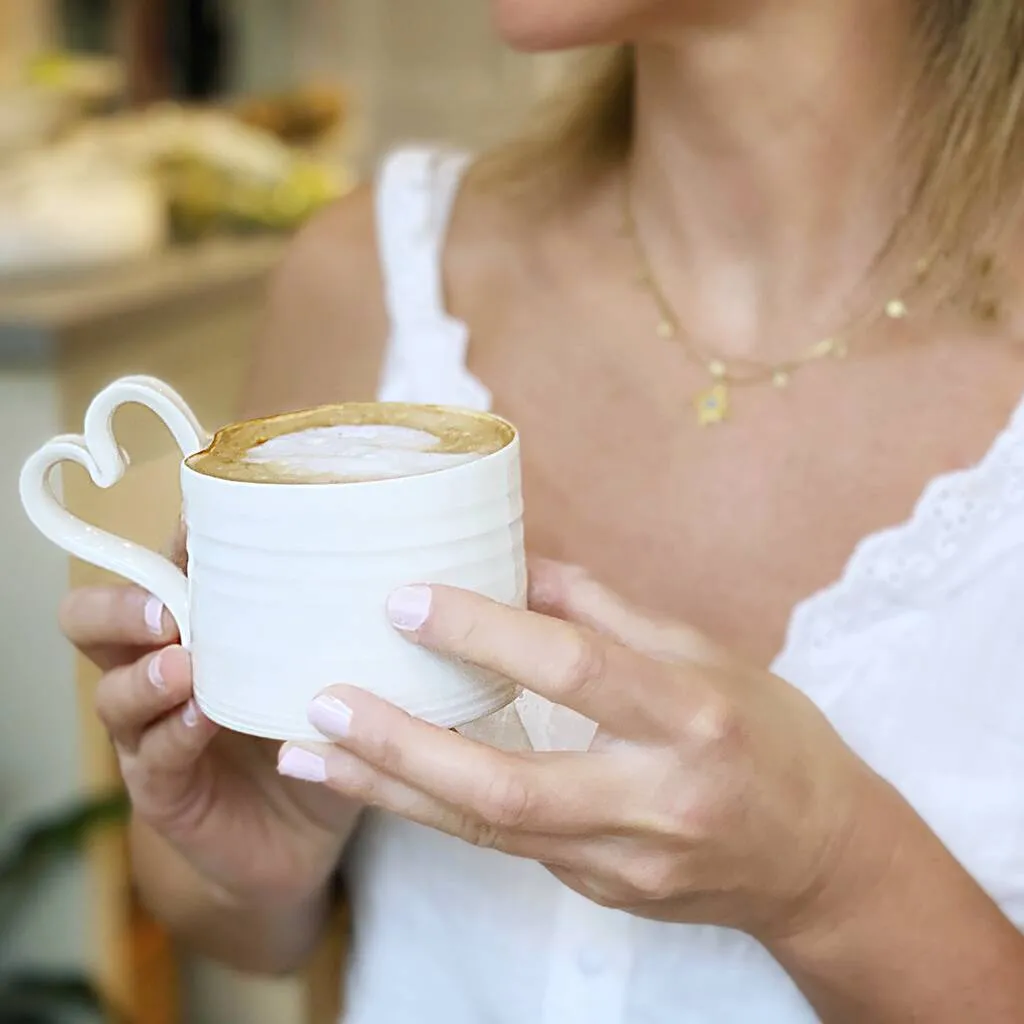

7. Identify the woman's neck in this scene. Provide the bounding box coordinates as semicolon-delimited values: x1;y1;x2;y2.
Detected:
628;2;921;358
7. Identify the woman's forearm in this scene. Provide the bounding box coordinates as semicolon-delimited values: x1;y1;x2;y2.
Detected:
130;817;336;975
768;777;1024;1023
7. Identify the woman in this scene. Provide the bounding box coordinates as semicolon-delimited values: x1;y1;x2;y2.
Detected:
59;2;1024;1021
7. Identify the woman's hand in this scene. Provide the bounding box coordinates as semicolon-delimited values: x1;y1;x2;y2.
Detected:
60;532;360;911
280;559;886;939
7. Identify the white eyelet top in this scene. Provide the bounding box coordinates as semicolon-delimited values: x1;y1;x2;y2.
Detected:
341;147;1024;1023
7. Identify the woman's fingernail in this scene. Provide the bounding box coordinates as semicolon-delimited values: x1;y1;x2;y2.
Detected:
182;699;200;728
144;595;165;637
308;695;353;738
147;651;166;690
278;747;327;783
387;585;432;631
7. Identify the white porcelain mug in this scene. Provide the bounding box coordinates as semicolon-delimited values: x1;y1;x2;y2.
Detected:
19;376;525;742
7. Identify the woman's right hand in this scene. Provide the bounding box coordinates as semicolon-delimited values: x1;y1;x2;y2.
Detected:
59;548;361;909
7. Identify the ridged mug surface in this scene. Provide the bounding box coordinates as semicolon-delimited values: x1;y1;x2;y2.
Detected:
184;436;525;741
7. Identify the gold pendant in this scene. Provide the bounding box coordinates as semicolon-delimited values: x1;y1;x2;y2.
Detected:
695;382;729;426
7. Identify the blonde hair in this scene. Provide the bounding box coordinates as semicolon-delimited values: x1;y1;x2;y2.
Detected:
476;5;1024;287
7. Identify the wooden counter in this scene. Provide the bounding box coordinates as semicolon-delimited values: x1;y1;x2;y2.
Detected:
0;238;285;368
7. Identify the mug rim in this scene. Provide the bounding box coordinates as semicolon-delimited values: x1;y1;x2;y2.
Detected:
181;403;519;490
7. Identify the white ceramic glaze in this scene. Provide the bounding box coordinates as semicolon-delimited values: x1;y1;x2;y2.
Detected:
20;376;524;742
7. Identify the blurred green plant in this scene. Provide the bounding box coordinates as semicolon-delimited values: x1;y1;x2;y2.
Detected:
0;792;130;1024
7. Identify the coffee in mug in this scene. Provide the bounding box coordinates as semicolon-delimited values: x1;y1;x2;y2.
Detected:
189;402;512;484
20;376;524;742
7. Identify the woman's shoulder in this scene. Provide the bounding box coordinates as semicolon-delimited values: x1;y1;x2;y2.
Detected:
243;150;546;417
244;183;388;416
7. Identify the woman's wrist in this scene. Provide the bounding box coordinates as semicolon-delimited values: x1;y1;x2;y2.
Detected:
762;768;915;956
764;772;1024;1022
131;815;337;973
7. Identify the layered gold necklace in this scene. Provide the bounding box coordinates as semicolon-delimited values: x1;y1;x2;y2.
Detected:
620;182;917;426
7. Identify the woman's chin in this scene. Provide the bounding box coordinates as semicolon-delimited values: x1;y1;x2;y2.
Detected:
490;0;631;52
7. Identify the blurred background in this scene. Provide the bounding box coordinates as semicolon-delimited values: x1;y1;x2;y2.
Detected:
0;2;567;1022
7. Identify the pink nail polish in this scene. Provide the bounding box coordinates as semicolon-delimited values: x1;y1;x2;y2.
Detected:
182;700;199;728
278;747;327;783
387;585;432;631
308;695;353;738
147;652;166;690
144;595;165;637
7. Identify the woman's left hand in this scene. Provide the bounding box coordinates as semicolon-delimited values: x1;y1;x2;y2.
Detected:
280;559;885;938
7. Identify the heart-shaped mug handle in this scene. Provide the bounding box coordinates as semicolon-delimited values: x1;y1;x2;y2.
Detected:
19;375;207;647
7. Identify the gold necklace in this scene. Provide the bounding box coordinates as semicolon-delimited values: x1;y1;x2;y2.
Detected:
621;182;915;426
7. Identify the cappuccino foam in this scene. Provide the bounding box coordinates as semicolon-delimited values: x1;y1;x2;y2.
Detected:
186;402;514;484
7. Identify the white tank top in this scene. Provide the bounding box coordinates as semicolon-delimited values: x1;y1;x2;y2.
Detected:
342;146;1024;1024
